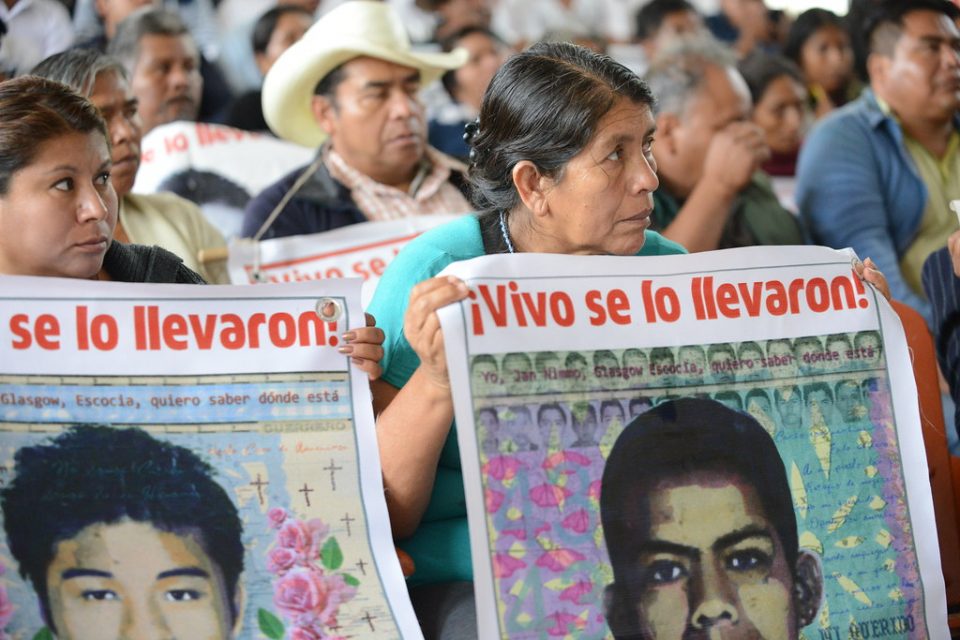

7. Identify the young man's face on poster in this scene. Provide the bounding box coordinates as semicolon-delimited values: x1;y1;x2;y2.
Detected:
44;518;237;640
613;471;814;640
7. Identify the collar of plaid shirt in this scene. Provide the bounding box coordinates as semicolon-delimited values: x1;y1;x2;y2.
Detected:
323;145;469;222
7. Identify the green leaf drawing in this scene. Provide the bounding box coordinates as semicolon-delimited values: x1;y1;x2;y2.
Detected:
343;573;360;587
32;629;54;640
321;536;343;570
258;608;285;639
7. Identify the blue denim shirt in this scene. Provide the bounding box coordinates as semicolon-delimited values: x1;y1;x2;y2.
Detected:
796;89;960;325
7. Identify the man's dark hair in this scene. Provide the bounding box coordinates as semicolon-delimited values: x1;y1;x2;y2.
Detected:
745;387;771;407
648;346;675;364
157;168;251;208
628;396;653;414
599;399;625;419
600;398;798;616
775;384;801;404
469;41;654;211
252;5;313;55
471;353;499;372
635;0;697;42
537;402;567;424
804;381;834;403
109;8;193;72
737;51;805;105
707;343;736;360
713;389;744;411
864;0;960;58
1;425;244;629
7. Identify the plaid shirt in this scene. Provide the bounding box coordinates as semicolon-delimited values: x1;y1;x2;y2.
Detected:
325;146;471;222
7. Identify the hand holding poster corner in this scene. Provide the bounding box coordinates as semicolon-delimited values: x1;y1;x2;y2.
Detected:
0;277;422;640
437;245;947;639
228;215;463;307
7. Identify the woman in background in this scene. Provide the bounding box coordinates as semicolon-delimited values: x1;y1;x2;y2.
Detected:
784;8;858;118
739;52;810;177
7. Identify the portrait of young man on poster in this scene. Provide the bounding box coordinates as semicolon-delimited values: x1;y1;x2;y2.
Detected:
1;425;245;640
600;398;823;640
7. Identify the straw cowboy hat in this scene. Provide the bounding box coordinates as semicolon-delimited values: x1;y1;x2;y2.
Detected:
263;0;468;148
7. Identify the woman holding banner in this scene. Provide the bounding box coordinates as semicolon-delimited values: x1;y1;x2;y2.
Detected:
0;75;386;378
368;42;889;639
0;75;204;284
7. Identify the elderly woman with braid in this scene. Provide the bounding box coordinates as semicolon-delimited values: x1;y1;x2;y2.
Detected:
367;42;679;637
368;41;891;639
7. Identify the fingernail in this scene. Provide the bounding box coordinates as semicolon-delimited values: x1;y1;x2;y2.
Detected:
338;345;353;355
350;357;364;366
341;331;357;341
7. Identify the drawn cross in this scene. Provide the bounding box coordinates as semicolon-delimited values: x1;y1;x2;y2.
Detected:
299;482;314;507
355;558;368;576
361;611;376;632
340;512;356;537
323;458;343;491
249;474;268;505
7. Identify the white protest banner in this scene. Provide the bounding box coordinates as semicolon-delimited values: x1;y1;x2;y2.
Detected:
228;215;463;306
437;245;947;639
134;121;313;238
0;277;422;640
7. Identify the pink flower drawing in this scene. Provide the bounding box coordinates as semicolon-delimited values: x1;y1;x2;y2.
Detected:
0;583;14;633
542;450;591;470
483;455;522;482
268;506;288;529
536;547;585;572
559;578;593;605
546;611;583;636
267;547;298;576
530;483;572;508
560;509;590;535
501;528;527;541
485;488;505;513
493;552;527;579
277;518;330;564
266;510;355;640
274;568;356;630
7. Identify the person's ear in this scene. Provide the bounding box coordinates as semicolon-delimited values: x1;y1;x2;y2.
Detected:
311;95;338;136
794;550;824;628
654;112;680;158
603;582;640;639
231;581;247;638
254;51;270;78
511;160;550;217
867;51;890;88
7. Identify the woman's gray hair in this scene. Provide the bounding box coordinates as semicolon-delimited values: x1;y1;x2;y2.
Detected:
30;49;127;97
643;37;736;116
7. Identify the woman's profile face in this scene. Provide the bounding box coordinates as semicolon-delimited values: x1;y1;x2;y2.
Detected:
89;69;143;199
537;99;659;256
752;74;807;154
0;131;117;279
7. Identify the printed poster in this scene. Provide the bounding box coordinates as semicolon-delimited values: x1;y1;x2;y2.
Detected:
0;277;421;639
437;246;948;640
228;215;463;307
134;121;313;238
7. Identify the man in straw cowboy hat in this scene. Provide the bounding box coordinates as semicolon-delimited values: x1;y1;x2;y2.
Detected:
240;0;474;240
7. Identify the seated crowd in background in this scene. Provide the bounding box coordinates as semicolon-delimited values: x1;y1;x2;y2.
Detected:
0;0;958;637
